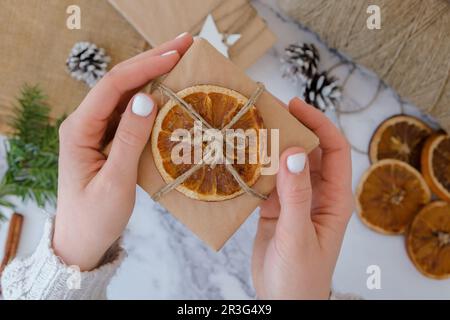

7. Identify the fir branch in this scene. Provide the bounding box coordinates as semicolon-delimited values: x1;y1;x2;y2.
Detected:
0;85;63;218
10;85;50;145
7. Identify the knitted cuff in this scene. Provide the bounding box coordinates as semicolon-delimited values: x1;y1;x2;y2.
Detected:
1;217;125;300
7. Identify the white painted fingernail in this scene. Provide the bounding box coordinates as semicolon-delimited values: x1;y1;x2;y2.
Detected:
175;32;189;39
161;50;178;57
287;153;306;174
132;94;154;117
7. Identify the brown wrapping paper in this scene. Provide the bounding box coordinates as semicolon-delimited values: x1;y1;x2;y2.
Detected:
137;39;319;250
108;0;277;69
0;0;147;135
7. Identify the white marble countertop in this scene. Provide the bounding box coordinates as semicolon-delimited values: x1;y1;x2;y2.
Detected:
1;0;449;299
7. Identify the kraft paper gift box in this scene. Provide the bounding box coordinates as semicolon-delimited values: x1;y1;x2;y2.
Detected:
129;39;319;250
108;0;277;69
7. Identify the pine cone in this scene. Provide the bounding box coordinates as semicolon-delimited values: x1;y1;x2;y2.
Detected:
304;72;341;112
282;43;320;82
66;42;111;88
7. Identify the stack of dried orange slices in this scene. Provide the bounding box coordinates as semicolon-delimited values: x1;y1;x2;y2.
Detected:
356;114;450;279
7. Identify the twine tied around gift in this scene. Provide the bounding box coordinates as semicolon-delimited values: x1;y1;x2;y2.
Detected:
151;82;268;202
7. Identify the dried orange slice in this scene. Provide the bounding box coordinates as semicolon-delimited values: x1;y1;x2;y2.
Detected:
151;85;264;201
356;159;431;234
369;115;433;170
421;133;450;202
406;201;450;279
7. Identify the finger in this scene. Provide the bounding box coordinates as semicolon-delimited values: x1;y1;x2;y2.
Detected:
276;147;315;235
308;148;322;195
308;147;322;174
99;33;194;118
259;190;280;219
252;217;276;298
100;93;156;185
78;51;179;121
125;32;193;65
72;51;180;148
288;98;351;187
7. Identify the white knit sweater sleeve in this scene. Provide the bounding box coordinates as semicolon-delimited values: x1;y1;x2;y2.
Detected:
1;218;361;300
1;218;125;300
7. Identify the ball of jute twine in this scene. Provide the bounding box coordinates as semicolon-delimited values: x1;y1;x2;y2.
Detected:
278;0;450;133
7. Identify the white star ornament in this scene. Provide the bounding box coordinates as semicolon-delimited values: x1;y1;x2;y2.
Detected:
197;14;241;58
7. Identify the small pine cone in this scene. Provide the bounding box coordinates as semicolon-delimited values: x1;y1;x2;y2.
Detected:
66;42;111;88
304;72;341;112
282;43;320;83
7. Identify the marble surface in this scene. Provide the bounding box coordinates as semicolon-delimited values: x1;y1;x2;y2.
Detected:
1;0;450;299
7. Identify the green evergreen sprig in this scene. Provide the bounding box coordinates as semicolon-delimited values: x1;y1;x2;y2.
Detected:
0;85;64;219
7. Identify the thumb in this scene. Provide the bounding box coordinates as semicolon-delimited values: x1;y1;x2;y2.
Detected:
276;147;314;235
105;93;156;181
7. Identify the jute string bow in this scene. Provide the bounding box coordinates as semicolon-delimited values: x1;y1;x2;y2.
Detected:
151;83;268;202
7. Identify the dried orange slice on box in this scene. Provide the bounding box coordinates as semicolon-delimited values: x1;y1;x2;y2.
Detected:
421;133;450;202
356;159;431;234
369;115;433;170
407;201;450;279
151;85;264;201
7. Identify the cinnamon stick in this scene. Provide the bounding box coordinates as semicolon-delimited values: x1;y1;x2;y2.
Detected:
0;213;24;275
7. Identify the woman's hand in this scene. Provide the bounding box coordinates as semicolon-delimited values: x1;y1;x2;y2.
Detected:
53;33;193;271
252;98;353;299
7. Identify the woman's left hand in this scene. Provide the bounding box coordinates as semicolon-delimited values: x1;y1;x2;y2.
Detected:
53;33;193;271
